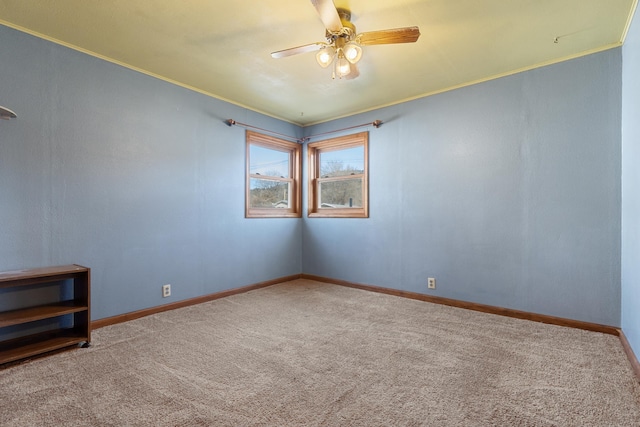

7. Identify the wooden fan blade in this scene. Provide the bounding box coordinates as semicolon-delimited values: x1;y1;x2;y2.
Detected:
310;0;343;33
357;26;421;45
271;42;324;59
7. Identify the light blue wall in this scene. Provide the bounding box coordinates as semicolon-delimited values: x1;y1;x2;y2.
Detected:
0;25;302;320
622;10;640;356
304;49;622;327
0;23;626;328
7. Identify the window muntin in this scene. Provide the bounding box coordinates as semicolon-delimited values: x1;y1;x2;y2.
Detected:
308;132;369;218
246;131;301;218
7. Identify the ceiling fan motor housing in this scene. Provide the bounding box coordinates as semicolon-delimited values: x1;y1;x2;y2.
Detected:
325;8;356;42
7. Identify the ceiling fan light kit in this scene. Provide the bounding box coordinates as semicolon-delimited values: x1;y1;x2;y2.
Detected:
315;36;364;79
272;0;420;80
343;42;362;63
316;45;336;67
334;54;352;79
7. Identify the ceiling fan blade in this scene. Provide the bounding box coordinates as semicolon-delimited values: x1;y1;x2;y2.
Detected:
310;0;343;33
357;26;421;45
271;42;325;59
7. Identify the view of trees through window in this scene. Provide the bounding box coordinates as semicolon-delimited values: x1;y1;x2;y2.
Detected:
246;131;366;218
319;146;365;208
250;178;290;208
249;144;290;208
245;132;301;218
308;132;369;218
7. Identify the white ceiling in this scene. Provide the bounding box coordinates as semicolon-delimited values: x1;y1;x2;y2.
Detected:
0;0;636;126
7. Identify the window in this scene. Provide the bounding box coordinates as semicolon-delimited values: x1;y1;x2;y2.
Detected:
307;132;369;218
246;131;301;218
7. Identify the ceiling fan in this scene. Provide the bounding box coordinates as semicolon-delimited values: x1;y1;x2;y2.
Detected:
271;0;420;80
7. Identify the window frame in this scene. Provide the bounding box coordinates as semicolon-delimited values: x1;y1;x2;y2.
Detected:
245;131;301;218
307;131;369;218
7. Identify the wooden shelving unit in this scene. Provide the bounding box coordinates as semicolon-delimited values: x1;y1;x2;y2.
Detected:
0;264;90;365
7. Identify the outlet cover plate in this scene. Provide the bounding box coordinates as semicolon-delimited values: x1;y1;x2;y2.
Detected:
162;284;171;298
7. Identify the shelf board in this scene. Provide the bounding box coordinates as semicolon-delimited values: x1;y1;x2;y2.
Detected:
0;330;87;365
0;264;88;288
0;301;89;328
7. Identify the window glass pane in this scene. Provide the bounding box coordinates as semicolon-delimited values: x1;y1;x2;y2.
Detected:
250;178;290;208
319;146;364;178
307;131;368;218
319;178;363;208
250;145;290;178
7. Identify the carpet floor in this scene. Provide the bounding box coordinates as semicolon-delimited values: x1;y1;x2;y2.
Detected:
1;279;639;426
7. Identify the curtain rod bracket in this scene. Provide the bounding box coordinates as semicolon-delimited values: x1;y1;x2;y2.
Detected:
225;119;301;143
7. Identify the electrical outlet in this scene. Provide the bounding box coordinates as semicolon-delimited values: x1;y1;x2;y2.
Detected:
162;284;171;298
427;278;436;289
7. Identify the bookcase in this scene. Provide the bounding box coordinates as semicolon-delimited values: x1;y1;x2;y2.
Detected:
0;264;91;365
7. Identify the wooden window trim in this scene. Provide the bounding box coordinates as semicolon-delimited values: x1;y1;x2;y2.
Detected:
246;131;301;218
307;132;369;218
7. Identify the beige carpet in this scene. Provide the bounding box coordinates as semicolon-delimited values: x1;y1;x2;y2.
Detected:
1;279;639;426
